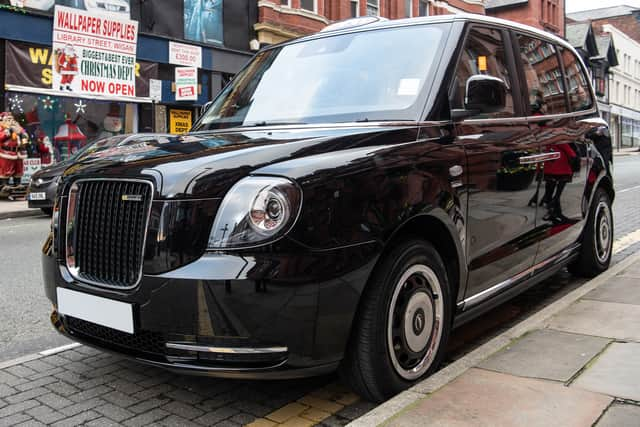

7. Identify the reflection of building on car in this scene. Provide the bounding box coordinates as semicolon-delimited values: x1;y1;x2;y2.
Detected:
27;134;169;214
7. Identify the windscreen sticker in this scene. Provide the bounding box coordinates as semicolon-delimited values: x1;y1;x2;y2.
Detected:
397;78;421;96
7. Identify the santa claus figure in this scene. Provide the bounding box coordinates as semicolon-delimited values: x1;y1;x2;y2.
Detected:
57;44;79;92
0;113;29;186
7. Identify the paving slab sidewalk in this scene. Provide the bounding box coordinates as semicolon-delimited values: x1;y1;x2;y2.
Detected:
350;251;640;427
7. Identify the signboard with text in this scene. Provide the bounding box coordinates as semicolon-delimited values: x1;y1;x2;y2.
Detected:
169;109;192;134
21;158;42;185
5;41;157;98
169;41;202;68
51;5;139;98
175;67;198;101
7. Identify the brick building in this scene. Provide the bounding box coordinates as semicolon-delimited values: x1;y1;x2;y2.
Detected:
567;6;640;43
254;0;484;45
484;0;565;37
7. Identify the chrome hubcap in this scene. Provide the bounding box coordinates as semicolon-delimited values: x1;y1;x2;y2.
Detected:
594;201;612;264
387;265;443;380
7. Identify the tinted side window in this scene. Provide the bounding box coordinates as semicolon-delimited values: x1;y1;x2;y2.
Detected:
517;34;567;115
451;26;514;118
559;48;594;111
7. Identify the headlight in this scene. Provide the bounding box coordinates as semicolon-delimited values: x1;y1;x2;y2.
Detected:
208;176;302;249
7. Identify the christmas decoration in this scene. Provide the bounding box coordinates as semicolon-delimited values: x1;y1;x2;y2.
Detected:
74;100;87;114
8;95;23;114
54;117;86;161
41;96;55;110
24;109;53;166
0;112;30;186
98;103;123;140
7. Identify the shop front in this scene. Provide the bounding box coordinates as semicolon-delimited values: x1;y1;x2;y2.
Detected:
0;2;253;190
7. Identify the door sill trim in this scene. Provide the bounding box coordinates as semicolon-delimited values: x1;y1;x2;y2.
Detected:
458;243;580;310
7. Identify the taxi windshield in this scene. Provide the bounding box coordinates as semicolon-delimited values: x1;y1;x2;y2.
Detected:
194;23;448;130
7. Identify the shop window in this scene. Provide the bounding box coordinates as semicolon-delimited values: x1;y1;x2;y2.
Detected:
450;26;514;118
4;93;135;164
405;0;412;17
300;0;316;12
351;0;360;17
517;34;568;115
559;48;594;112
366;0;379;16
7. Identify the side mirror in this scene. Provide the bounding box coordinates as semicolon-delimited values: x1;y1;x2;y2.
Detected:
464;74;507;114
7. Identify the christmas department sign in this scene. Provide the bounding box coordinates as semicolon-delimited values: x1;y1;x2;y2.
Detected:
175;67;198;101
51;5;139;98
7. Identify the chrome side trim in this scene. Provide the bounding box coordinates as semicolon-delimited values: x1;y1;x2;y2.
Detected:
460;109;598;126
166;343;288;354
458;244;579;309
519;152;561;165
65;178;154;291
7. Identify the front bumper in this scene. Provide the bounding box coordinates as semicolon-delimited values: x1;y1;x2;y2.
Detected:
44;244;379;378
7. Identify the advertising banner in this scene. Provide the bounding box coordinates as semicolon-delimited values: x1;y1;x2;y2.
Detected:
184;0;223;44
5;41;157;98
175;67;198;101
169;109;192;134
51;5;139;97
169;41;202;68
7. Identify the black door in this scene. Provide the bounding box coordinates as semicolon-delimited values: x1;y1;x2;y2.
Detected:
450;26;541;307
515;35;593;263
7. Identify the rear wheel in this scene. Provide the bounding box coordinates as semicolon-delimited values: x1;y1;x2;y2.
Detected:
569;187;613;277
340;240;452;402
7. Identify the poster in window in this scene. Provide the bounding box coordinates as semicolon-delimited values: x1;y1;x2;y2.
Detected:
184;0;223;44
6;0;130;17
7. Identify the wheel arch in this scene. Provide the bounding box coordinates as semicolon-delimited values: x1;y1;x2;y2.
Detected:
382;212;467;310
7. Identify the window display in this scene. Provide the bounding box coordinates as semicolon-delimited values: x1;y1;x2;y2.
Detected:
4;92;134;162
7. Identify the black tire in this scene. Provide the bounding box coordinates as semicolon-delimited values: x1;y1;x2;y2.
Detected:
340;239;452;402
569;187;613;277
41;207;53;216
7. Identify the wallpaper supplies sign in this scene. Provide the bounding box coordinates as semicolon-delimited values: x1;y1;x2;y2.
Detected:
169;109;192;134
52;5;139;98
175;67;198;101
169;42;202;68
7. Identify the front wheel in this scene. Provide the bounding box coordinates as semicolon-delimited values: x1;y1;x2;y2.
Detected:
340;240;452;402
569;187;613;277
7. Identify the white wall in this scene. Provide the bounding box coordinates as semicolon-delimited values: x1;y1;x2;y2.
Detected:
603;24;640;110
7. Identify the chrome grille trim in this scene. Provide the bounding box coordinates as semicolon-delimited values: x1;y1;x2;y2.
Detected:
65;178;154;290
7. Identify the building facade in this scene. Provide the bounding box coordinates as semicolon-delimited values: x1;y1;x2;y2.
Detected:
254;0;484;45
0;0;256;172
565;22;618;134
485;0;565;37
601;24;640;148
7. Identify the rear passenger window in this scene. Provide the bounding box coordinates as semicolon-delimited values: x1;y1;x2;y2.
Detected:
559;48;594;111
451;26;514;118
517;34;568;115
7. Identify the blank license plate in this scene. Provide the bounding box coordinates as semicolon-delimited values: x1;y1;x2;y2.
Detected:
57;288;134;334
29;192;46;200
